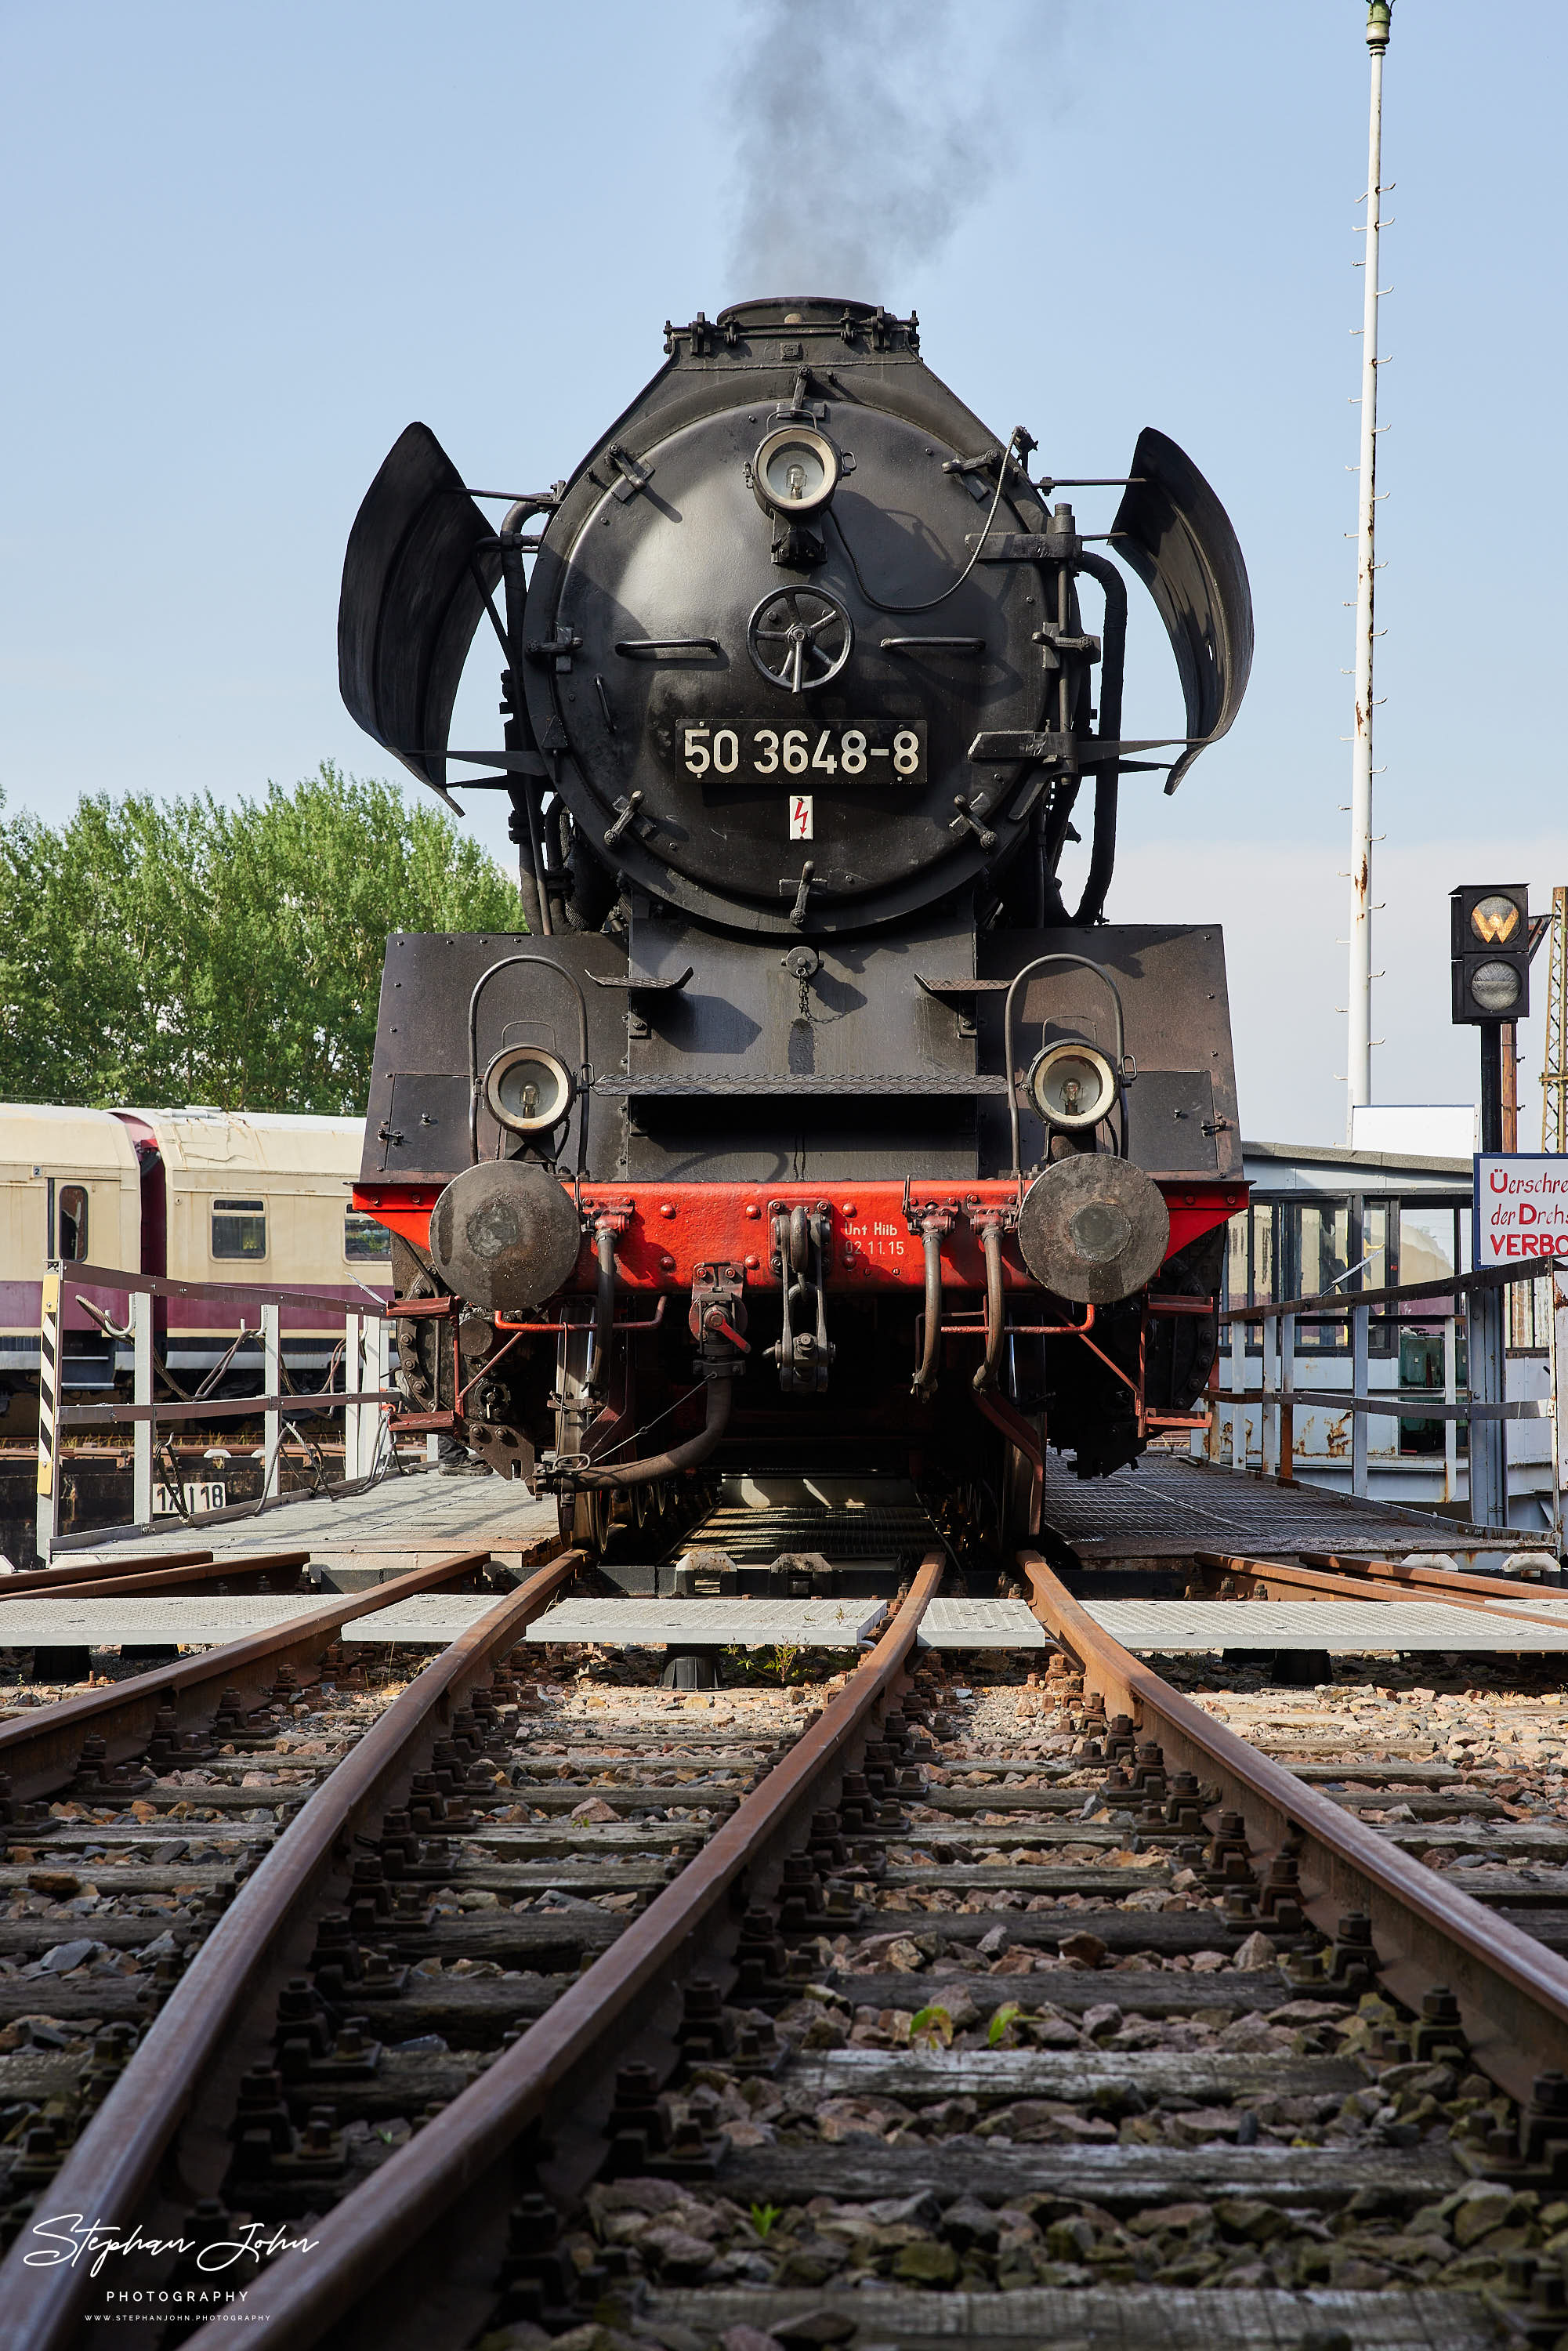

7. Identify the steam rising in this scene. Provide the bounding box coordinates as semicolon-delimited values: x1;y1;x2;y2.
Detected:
722;0;1046;300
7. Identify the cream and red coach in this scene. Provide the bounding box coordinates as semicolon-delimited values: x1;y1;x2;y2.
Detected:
0;1107;388;1426
342;295;1252;1545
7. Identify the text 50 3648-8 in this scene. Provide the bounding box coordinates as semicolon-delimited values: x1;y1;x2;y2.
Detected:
679;721;925;784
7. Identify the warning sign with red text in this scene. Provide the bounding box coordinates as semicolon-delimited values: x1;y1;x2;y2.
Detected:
1475;1154;1568;1263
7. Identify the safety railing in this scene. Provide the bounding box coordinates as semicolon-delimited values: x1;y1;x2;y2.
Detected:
34;1261;398;1561
1209;1252;1565;1531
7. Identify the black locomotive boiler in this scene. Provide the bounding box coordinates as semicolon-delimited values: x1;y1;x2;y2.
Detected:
341;296;1252;1558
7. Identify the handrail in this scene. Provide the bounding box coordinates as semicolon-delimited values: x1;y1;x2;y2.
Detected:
37;1259;387;1313
1211;1250;1565;1522
36;1263;400;1564
1225;1249;1566;1326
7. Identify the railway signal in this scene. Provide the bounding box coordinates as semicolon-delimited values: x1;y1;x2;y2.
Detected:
1451;882;1548;1527
1451;883;1530;1029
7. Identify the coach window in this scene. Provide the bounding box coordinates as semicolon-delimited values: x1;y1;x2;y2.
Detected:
1226;1201;1275;1354
1295;1202;1350;1331
1399;1203;1461;1295
212;1197;266;1260
1397;1201;1471;1450
345;1208;391;1262
1354;1198;1398;1360
56;1184;89;1262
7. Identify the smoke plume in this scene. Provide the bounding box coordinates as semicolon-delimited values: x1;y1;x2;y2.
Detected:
722;0;1051;302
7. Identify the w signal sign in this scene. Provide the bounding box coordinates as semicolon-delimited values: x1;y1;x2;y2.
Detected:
1452;883;1530;1024
1472;898;1522;945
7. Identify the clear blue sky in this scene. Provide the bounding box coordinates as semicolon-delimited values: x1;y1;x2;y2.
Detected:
2;1;1563;1141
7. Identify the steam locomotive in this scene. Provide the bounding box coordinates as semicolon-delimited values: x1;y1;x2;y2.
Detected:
340;296;1251;1557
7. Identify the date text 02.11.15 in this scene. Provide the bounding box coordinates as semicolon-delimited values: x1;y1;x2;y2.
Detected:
679;719;926;784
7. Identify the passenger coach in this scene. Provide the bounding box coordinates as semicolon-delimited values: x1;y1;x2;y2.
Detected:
0;1106;389;1425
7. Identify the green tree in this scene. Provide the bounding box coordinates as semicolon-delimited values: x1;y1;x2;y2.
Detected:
0;764;524;1113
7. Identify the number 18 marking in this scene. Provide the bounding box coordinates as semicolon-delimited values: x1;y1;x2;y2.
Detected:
789;795;813;841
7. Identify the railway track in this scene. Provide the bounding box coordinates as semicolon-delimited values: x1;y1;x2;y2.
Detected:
5;1534;1568;2346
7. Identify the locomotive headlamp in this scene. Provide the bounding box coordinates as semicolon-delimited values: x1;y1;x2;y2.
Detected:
752;424;839;520
483;1045;576;1135
1026;1039;1118;1131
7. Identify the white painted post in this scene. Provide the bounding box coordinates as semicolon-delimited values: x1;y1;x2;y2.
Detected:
262;1304;281;1505
1230;1311;1245;1469
34;1271;61;1566
1262;1311;1278;1476
353;1317;368;1483
132;1289;153;1531
343;1311;361;1487
1443;1311;1459;1505
1280;1310;1297;1483
1352;1301;1371;1497
378;1313;392;1477
1345;0;1392;1136
358;1317;386;1480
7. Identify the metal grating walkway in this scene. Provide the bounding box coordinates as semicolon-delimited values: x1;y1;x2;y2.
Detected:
526;1598;885;1649
1085;1598;1568;1654
1041;1453;1551;1567
918;1599;1048;1651
42;1472;556;1574
683;1505;939;1566
0;1594;505;1648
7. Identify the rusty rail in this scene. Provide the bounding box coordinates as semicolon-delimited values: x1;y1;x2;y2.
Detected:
175;1551;944;2349
0;1546;220;1591
0;1549;310;1602
1023;1546;1568;2104
0;1542;585;2351
0;1541;549;1799
1187;1547;1568;1633
1298;1548;1558;1598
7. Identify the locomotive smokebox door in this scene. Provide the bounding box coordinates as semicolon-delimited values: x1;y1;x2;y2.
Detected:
514;299;1065;938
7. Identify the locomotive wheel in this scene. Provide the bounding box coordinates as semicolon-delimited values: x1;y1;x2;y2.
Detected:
1001;1425;1044;1548
559;1487;613;1553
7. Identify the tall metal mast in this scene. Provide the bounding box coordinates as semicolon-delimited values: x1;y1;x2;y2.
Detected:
1345;0;1392;1138
1544;888;1568;1153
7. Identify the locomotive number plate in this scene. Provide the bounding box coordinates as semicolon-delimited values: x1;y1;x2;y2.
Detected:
679;720;926;784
